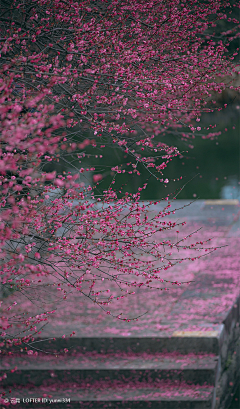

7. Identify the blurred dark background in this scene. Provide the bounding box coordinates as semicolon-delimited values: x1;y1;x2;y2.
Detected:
70;101;239;202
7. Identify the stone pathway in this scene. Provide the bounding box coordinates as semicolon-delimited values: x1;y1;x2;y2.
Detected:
0;200;240;408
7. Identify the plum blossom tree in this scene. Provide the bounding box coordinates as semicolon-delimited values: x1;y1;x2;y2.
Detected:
0;0;239;348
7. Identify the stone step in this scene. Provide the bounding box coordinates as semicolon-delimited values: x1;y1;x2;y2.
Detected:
4;328;223;355
0;383;215;409
0;352;219;387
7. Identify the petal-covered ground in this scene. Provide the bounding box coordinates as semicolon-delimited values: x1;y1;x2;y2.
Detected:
1;200;239;340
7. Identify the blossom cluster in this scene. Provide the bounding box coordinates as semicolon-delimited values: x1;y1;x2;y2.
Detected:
0;0;238;347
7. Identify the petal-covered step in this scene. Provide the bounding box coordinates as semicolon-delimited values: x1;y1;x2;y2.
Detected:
4;325;224;355
0;352;219;387
0;382;215;409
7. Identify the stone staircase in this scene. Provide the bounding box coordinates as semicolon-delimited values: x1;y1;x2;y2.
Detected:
1;312;239;409
0;337;220;409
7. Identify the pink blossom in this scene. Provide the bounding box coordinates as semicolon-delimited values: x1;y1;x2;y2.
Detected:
54;179;65;187
45;171;56;180
93;174;103;183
